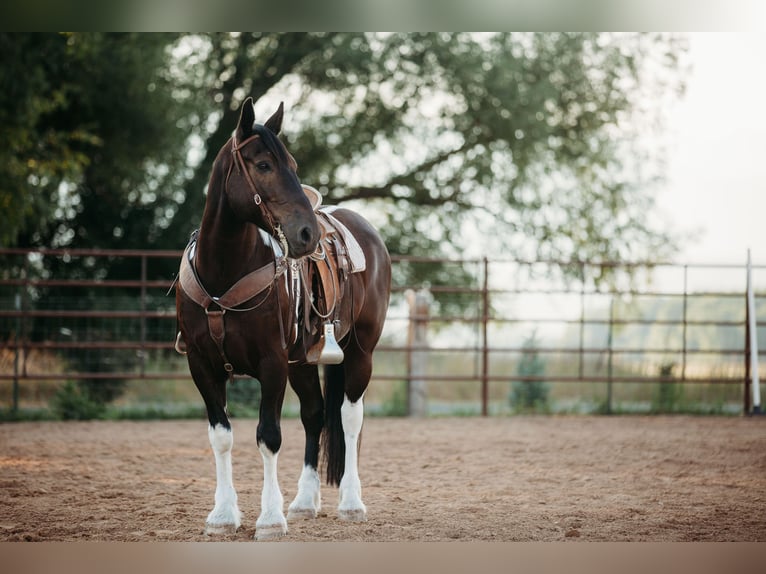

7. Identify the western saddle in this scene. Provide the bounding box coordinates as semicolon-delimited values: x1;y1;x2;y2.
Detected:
175;185;365;370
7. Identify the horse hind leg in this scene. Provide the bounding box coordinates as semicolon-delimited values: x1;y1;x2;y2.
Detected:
287;364;323;521
287;462;322;520
338;390;367;521
324;356;370;522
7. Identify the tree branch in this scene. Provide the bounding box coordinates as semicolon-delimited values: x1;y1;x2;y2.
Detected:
335;139;475;204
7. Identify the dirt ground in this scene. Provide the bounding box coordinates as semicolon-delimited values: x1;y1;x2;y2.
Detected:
1;415;765;542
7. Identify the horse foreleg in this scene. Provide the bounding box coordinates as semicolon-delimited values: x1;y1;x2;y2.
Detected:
189;353;242;536
338;392;367;521
205;423;243;534
255;442;287;540
254;369;288;540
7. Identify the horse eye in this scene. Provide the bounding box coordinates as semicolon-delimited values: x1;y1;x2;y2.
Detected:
255;161;271;173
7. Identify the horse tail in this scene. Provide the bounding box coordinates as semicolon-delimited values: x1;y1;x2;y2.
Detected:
322;362;346;486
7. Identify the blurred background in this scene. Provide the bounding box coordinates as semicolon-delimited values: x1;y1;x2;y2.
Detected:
1;32;764;420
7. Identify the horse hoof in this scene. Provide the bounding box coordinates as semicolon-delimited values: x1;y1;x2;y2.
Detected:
287;507;318;521
338;508;367;522
255;523;287;540
205;522;239;536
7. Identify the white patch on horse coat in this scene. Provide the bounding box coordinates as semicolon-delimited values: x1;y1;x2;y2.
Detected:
338;393;367;520
256;442;287;539
259;228;284;258
206;424;242;530
288;464;322;519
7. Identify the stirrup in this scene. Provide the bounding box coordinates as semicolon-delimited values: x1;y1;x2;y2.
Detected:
307;322;344;365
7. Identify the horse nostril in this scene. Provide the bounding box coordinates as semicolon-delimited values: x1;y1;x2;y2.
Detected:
299;225;314;246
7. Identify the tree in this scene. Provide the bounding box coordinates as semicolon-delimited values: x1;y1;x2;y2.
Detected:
0;33;198;252
0;32;199;407
4;33;687;270
168;33;687;266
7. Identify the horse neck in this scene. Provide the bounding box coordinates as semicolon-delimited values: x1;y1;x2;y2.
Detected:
195;163;269;296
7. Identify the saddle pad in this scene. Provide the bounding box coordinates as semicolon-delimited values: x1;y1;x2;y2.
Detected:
318;207;366;273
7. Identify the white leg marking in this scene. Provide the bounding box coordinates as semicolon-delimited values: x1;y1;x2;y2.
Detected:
255;442;287;540
288;464;322;520
205;424;242;534
338;393;367;521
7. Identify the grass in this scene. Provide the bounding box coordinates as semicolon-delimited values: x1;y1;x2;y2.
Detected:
0;344;748;420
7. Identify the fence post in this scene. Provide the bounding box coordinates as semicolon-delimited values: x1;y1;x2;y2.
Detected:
12;293;20;413
481;257;490;416
139;254;147;378
682;265;688;382
406;289;429;417
606;295;614;414
578;263;586;381
745;289;752;415
746;249;761;414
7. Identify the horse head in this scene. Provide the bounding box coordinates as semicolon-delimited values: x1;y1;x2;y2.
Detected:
225;98;320;258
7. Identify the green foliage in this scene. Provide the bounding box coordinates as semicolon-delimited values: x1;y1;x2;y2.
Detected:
102;404;205;421
377;380;409;416
0;408;57;422
77;379;127;405
651;363;684;413
226;377;262;418
1;33;689;355
0;33;196;252
510;332;550;413
51;381;105;420
3;33;687;262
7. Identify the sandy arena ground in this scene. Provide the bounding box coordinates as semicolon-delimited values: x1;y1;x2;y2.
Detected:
1;416;765;542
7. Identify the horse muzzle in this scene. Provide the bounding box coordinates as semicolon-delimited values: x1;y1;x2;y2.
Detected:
284;218;320;258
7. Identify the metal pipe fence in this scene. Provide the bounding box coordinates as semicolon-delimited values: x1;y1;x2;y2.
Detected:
1;248;763;415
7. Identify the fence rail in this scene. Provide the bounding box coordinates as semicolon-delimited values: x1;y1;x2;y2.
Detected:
1;247;764;415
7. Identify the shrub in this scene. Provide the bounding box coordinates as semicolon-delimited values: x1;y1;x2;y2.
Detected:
651;363;683;413
510;332;550;413
51;381;105;420
226;377;261;418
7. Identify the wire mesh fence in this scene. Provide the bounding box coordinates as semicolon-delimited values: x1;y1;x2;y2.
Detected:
1;247;764;415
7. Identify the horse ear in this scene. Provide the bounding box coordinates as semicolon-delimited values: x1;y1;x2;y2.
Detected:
236;97;255;139
264;102;284;135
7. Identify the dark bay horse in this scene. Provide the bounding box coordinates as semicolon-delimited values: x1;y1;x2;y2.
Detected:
175;98;391;540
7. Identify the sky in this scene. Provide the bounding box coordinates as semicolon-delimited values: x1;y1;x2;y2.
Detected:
655;33;766;267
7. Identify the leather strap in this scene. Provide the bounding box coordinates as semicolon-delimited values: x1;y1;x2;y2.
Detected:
218;261;280;309
177;236;287;377
179;241;284;311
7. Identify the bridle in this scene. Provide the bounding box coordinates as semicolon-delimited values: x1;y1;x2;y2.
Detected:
226;133;291;256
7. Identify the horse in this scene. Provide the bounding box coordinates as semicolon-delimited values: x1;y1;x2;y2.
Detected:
175;98;391;540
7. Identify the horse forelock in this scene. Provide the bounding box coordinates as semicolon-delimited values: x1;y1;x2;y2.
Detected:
251;124;296;170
